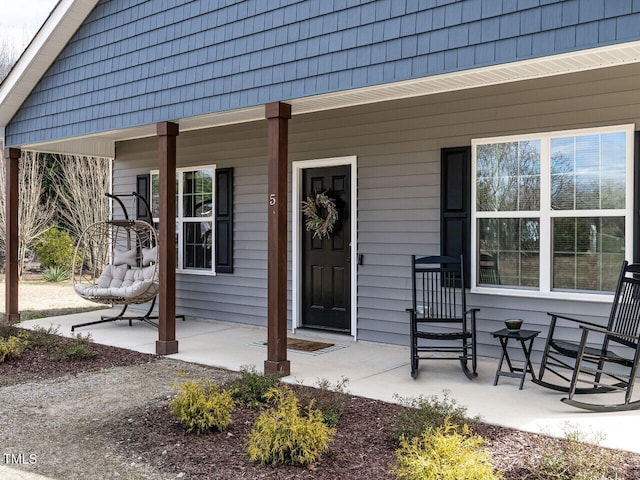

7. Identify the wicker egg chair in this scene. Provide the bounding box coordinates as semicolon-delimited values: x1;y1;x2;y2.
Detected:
71;193;160;331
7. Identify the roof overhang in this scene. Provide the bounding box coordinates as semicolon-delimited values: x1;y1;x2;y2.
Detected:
3;0;640;158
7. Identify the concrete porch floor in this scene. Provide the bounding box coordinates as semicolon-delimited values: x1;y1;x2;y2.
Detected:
19;308;640;454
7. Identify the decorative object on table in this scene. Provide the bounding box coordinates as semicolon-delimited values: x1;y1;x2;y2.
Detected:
504;319;523;331
301;191;338;239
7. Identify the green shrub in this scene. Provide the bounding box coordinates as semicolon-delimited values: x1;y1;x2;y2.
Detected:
390;390;477;442
34;227;77;271
526;426;623;480
42;267;70;282
27;325;61;351
0;334;29;362
224;365;280;406
295;377;350;427
391;421;503;480
170;380;235;434
246;386;335;466
50;333;98;361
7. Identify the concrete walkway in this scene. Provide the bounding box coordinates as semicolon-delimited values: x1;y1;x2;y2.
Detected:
19;308;640;454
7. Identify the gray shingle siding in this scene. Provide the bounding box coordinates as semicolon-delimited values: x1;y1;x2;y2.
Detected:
7;0;640;146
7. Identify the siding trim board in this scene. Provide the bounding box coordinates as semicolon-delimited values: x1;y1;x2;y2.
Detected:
292;156;358;340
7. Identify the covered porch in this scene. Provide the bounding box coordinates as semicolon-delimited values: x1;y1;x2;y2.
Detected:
18;308;640;454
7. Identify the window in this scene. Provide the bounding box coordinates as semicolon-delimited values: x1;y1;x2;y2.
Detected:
151;166;215;274
472;125;633;296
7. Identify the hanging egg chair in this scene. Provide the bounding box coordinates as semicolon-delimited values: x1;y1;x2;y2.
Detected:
71;193;160;331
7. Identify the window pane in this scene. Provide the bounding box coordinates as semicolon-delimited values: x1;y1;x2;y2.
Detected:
150;173;179;218
551;132;626;211
183;221;213;270
552;217;624;292
478;218;539;288
476;140;540;211
182;169;213;218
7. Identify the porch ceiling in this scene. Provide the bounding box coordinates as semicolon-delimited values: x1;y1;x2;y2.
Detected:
9;39;640;158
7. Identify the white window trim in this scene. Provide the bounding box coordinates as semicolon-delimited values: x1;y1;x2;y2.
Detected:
471;124;634;301
151;165;217;276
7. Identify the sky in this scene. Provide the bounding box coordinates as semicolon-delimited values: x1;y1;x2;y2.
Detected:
1;0;59;56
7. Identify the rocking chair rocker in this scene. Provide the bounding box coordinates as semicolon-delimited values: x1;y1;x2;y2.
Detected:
533;261;640;412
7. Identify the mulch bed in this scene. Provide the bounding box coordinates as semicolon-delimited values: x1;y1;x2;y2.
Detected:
0;325;155;387
2;325;640;479
111;390;640;480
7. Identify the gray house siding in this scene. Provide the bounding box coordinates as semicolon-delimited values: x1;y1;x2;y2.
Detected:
8;0;640;147
114;61;639;357
114;123;272;326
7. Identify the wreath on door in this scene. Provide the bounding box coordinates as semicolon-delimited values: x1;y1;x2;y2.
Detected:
301;192;338;239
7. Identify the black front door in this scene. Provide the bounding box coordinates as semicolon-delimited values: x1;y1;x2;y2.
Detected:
301;165;351;332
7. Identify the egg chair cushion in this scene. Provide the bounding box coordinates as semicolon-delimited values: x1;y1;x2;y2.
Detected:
75;264;157;300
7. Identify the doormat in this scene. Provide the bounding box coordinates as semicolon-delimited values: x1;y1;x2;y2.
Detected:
250;338;346;356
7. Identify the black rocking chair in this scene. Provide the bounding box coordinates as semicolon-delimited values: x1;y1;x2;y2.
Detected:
407;255;478;380
533;261;640;411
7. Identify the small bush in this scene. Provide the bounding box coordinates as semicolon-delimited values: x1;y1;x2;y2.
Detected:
27;325;61;351
0;334;29;362
224;365;280;406
34;227;77;271
390;390;477;442
296;377;350;427
42;267;70;282
50;333;98;361
0;324;20;339
170;380;235;434
526;425;623;480
391;421;503;480
246;386;335;466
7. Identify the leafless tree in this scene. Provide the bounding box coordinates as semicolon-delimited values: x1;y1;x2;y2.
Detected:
0;37;19;83
51;155;111;269
0;150;56;277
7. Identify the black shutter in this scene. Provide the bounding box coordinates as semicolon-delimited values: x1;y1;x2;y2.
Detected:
216;168;234;273
136;174;153;223
635;131;640;263
441;147;471;285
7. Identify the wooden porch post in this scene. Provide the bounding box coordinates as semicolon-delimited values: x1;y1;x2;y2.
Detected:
264;102;291;376
4;147;20;324
156;122;179;355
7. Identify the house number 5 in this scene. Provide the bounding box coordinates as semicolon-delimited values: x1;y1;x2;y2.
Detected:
269;194;276;205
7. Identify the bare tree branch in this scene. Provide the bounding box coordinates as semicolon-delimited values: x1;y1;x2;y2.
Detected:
52;154;111;241
0;151;55;277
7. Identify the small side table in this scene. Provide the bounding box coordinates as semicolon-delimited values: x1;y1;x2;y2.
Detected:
492;328;540;390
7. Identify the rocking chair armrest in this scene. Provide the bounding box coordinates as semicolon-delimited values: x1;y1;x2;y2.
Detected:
547;312;603;329
579;325;640;343
464;308;479;318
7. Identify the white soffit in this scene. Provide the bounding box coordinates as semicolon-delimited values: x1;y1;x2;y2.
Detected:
11;39;640;157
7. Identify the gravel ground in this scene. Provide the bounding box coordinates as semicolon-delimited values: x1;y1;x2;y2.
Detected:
0;359;234;480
